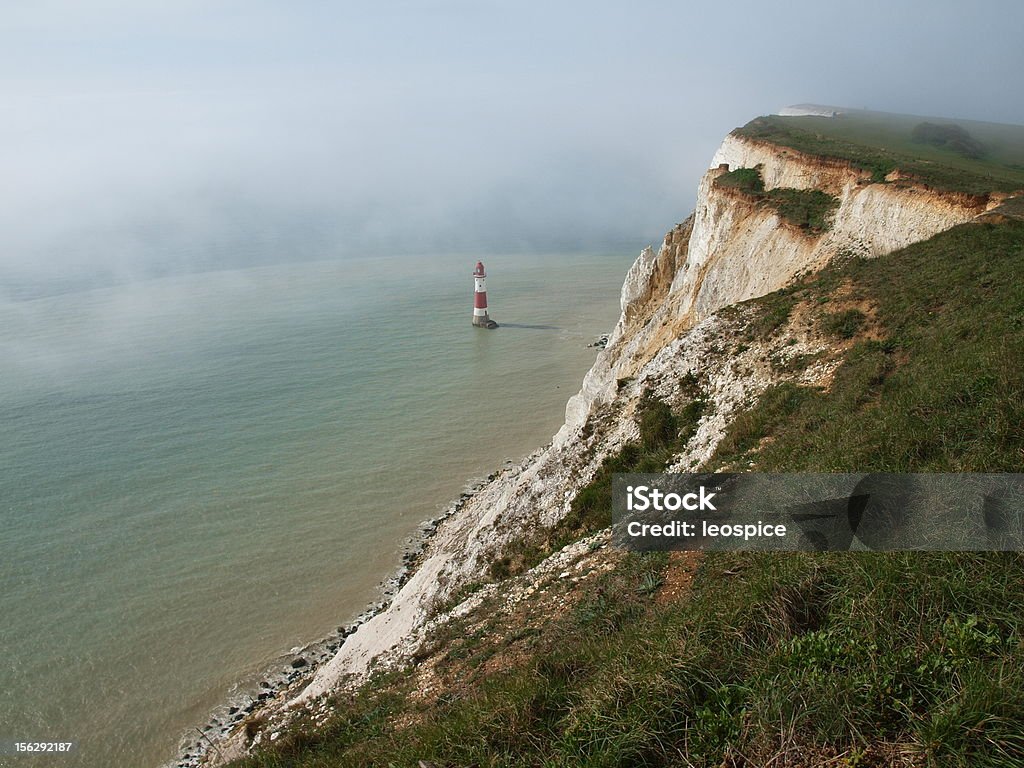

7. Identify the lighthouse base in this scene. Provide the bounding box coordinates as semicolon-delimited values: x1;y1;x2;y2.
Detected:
472;314;499;329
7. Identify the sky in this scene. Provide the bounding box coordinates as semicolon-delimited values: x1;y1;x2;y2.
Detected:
2;0;1023;283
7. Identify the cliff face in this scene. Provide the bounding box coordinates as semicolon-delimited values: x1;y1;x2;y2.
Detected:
202;129;998;764
303;133;988;692
558;133;986;444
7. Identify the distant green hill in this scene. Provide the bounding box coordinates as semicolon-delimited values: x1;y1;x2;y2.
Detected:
736;110;1024;195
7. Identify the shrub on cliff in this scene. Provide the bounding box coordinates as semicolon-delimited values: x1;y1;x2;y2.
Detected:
764;187;840;232
638;391;678;450
714;166;765;194
715;166;839;233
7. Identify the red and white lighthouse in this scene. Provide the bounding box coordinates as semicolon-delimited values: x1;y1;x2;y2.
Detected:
472;261;498;328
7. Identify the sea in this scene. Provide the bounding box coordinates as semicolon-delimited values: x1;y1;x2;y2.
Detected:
0;250;633;767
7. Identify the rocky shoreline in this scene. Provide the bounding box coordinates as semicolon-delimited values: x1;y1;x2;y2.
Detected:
168;469;505;768
167;326;614;768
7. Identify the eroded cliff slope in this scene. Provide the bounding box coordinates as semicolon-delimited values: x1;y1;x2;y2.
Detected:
194;121;1019;768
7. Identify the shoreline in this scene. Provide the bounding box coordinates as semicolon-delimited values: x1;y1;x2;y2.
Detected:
169;320;620;766
169;465;514;768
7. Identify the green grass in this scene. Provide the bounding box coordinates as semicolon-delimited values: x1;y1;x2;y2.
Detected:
764;187;840;232
739;286;798;340
735;112;1024;195
714;166;765;194
229;551;1024;768
821;308;868;339
228;219;1024;768
711;220;1024;472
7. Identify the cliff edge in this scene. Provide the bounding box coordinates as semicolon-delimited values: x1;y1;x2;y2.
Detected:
187;114;1024;767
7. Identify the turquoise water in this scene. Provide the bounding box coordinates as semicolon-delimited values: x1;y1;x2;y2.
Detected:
0;251;631;767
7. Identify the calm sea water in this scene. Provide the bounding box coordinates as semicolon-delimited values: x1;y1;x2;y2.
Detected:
0;251;631;767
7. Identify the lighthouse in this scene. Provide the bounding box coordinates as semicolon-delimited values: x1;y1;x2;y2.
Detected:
472;261;499;328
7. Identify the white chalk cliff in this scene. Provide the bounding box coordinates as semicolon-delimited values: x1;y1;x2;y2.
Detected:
203;128;994;764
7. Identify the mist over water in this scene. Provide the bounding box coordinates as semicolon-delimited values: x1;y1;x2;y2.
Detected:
5;3;1021;291
3;3;1023;766
0;248;632;767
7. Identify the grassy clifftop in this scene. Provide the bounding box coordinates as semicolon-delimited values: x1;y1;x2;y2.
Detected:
228;213;1024;767
735;111;1024;195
